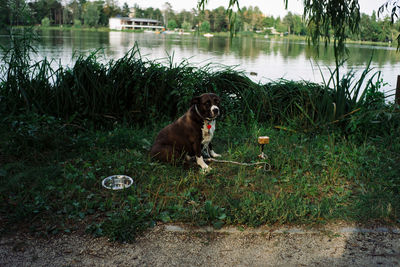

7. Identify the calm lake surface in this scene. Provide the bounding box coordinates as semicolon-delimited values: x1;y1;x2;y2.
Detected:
1;30;399;98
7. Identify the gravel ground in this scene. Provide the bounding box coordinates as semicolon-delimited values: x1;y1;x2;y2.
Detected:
1;223;400;266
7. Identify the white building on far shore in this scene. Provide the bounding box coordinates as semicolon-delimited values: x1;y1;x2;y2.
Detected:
109;17;164;31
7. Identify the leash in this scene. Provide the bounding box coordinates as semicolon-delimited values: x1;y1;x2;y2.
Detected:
203;137;271;172
205;157;272;172
194;106;271;171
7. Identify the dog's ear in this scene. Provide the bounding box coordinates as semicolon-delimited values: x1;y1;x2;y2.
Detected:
191;96;201;106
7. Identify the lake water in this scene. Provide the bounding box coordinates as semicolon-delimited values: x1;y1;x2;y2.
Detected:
1;30;399;99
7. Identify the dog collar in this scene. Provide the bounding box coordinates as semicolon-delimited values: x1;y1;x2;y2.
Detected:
194;104;212;121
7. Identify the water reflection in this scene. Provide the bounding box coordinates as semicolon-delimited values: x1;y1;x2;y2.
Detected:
0;30;398;94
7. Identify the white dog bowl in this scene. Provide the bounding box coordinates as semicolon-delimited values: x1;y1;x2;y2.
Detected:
102;175;133;190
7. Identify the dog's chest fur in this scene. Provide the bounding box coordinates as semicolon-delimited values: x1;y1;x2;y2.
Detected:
201;120;216;145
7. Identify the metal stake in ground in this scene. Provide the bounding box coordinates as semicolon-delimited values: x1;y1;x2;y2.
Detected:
258;136;269;159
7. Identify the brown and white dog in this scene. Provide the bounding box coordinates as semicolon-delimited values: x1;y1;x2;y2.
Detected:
150;93;221;171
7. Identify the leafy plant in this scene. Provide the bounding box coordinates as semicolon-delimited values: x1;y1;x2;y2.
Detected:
203;200;226;229
73;19;82;28
92;196;154;242
41;17;50;27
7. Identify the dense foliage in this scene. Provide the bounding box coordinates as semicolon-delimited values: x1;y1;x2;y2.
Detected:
1;31;398;137
1;0;398;43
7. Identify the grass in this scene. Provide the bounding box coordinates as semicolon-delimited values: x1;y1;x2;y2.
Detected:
1;114;399;242
0;28;399;242
2;39;396;136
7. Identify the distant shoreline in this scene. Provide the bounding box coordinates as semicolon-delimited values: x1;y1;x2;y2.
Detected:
8;25;396;48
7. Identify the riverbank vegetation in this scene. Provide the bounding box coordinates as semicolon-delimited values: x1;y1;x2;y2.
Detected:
1;31;399;241
2;0;399;45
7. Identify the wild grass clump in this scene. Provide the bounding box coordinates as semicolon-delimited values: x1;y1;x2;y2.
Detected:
1;41;260;125
260;80;332;127
2;37;398;138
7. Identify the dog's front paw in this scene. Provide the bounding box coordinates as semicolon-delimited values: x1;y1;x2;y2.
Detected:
210;150;221;158
200;166;212;174
196;156;210;170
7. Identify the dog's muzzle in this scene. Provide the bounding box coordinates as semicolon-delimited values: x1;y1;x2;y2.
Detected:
211;105;220;117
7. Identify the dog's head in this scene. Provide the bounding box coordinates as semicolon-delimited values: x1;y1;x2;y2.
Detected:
191;93;221;120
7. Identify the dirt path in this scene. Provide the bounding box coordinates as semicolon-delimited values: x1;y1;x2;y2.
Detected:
1;223;399;266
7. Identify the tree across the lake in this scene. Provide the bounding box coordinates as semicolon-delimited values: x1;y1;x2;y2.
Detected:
1;0;399;44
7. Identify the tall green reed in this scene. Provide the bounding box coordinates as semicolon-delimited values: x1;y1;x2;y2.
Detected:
1;27;39;113
0;30;396;137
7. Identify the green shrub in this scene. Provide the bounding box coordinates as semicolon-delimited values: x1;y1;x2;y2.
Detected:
73;19;82;28
182;21;191;31
167;19;177;30
200;21;210;32
41;17;50;27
